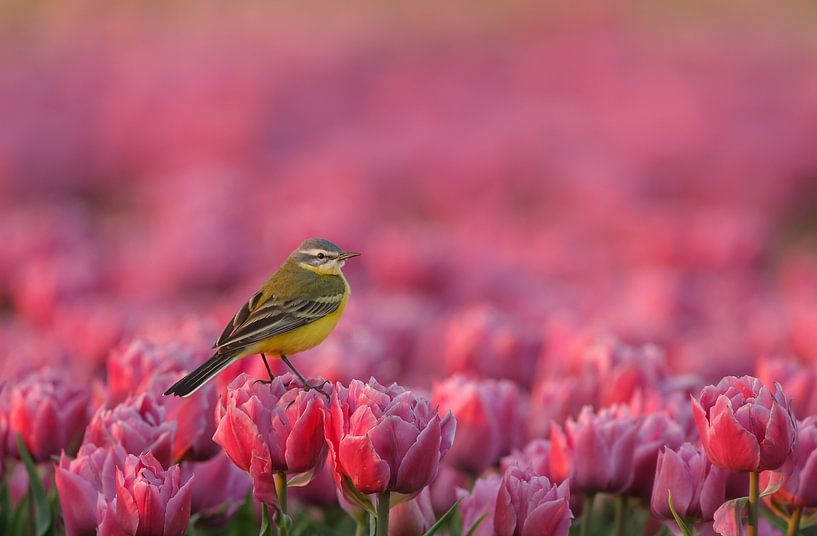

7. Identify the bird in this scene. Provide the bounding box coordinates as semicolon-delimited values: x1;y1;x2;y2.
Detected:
163;237;360;398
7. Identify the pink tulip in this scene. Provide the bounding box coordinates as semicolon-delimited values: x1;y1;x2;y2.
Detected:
761;417;817;507
623;413;685;500
105;339;191;405
213;373;328;505
181;455;251;522
458;475;501;536
84;394;176;468
389;488;436;536
501;439;553;480
432;375;526;474
528;377;592;440
324;378;456;496
494;466;572;536
55;443;126;536
549;405;639;494
691;375;796;472
583;339;669;407
428;464;469;517
114;453;192;536
651;443;727;521
4;368;90;462
756;357;817;421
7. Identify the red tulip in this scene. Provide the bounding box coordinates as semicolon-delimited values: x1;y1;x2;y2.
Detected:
5;368;89;462
691;375;796;472
549;405;639;494
622;413;685;500
113;453;192;536
54;443;126;536
84;394;176;468
494;466;572;536
650;443;727;521
458;475;501;536
213;373;328;505
761;416;817;507
389;488;435;536
324;378;456;496
432;374;527;474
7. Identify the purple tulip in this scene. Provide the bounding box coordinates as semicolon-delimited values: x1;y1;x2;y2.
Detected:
494;466;572;536
762;416;817;507
650;442;727;521
458;475;501;536
623;413;685;500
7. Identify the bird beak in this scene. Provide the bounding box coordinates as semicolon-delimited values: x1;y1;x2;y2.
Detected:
338;251;361;260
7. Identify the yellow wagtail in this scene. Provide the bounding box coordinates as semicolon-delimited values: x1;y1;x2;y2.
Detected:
164;238;360;398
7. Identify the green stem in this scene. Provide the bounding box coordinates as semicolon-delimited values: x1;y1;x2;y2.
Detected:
787;505;803;536
748;471;759;536
612;495;626;536
355;520;367;536
376;491;391;536
275;472;289;536
580;493;594;536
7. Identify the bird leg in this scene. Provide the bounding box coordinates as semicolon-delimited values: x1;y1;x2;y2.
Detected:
253;353;276;385
281;355;329;398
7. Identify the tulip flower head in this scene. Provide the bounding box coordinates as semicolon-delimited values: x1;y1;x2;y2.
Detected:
762;416;817;507
324;378;456;499
691;375;796;472
494;466;572;536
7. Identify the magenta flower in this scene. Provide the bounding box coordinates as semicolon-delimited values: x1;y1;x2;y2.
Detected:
501;439;553;480
549;405;639;494
757;357;817;422
494;466;572;536
432;375;526;474
213;373;328;505
181;455;251;522
54;443;126;536
691;375;796;472
389;488;435;536
113;453;192;536
4;368;89;462
324;378;456;496
761;416;817;507
84;394;176;468
650;442;727;521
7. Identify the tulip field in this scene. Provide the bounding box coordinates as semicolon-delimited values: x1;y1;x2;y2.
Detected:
3;2;817;535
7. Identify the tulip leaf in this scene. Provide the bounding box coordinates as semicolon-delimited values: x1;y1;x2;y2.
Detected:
465;511;488;536
421;498;463;536
667;491;693;536
15;435;51;536
0;478;10;533
259;503;272;536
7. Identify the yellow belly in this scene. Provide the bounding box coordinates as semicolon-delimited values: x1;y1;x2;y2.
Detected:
240;291;349;358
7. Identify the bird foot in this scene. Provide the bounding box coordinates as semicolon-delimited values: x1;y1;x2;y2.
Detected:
254;378;274;386
302;380;330;399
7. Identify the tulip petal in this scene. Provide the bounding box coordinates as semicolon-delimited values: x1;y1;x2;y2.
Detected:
164;474;193;536
395;417;443;494
285;399;325;473
493;476;517;536
212;402;259;471
339;434;390;494
706;395;760;471
521;498;570;536
759;399;795;471
55;466;101;536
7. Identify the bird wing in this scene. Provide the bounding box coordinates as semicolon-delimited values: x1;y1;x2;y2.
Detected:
213;291;344;353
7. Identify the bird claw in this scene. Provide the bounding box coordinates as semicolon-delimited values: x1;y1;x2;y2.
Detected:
303;380;330;399
254;379;274;386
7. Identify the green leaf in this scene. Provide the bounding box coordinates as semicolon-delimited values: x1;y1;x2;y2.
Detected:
0;477;11;533
465;511;488;536
16;435;51;536
667;491;693;536
11;494;30;536
259;503;273;536
421;498;463;536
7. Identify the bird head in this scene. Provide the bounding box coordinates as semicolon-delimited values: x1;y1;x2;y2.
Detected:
291;238;361;275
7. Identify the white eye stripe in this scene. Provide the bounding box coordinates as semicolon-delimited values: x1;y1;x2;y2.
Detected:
300;248;336;258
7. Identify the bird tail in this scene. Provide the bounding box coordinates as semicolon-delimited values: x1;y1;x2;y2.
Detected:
163;351;240;397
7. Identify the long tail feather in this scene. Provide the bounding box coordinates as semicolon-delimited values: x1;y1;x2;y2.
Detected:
163;351;239;397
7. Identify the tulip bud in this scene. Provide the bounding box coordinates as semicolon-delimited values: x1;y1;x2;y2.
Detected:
650;443;727;521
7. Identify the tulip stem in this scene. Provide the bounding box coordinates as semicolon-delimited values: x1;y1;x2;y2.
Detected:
275;471;289;536
787;506;803;536
612;495;626;536
376;491;390;536
580;493;594;536
748;471;759;536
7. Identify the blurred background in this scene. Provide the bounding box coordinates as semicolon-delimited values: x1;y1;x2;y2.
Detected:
2;0;817;388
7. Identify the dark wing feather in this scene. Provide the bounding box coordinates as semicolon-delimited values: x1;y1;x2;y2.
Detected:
215;294;343;353
213;289;267;348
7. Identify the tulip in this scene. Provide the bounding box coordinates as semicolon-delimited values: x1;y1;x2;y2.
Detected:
54;443;127;536
494;466;572;536
84;394;176;468
428;464;469;517
114;453;192;536
324;378;455;536
650;443;727;522
549;405;639;494
389;488;435;536
213;372;328;510
692;375;797;536
432;374;526;474
756;356;817;422
181;455;251;524
5;368;90;462
583;339;668;407
622;413;684;500
692;375;796;473
458;475;501;536
528;377;592;439
760;417;817;534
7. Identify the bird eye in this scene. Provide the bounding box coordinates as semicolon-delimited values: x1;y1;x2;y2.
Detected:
317;252;325;260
